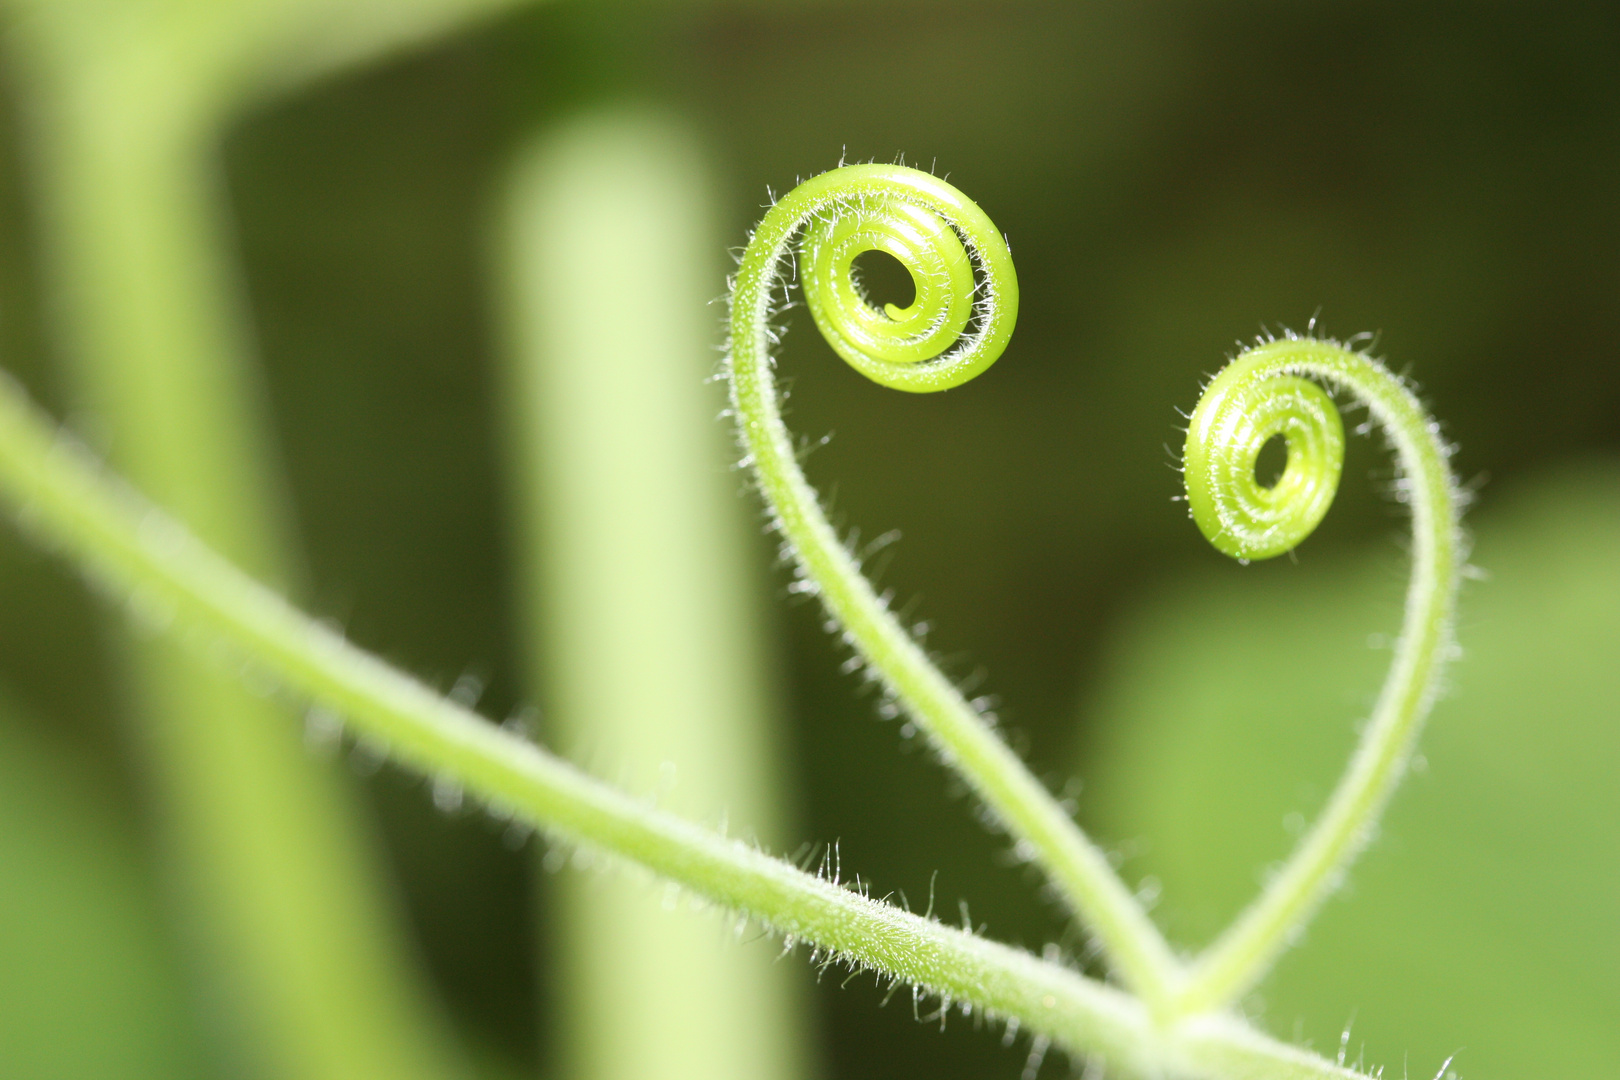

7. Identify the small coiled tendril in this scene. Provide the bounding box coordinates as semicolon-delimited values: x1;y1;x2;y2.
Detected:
1183;367;1345;561
727;165;1182;1008
1172;334;1463;1017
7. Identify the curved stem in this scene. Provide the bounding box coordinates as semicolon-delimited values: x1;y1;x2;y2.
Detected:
726;166;1181;1007
0;368;1373;1080
1175;339;1462;1016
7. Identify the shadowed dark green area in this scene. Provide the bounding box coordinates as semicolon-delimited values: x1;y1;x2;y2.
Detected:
0;2;1616;1077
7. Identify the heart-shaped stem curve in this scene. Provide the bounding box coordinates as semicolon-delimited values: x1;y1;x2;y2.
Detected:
0;363;1373;1078
1175;336;1463;1015
725;164;1182;1009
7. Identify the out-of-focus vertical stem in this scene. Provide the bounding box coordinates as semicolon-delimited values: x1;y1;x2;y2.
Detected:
7;20;464;1080
497;110;809;1080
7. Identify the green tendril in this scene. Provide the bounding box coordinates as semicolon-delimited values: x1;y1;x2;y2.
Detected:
801;190;982;384
726;164;1182;1007
1173;335;1463;1015
776;164;1017;392
1183;371;1345;561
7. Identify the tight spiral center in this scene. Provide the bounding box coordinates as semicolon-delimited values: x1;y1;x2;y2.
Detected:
738;164;1017;394
802;194;977;372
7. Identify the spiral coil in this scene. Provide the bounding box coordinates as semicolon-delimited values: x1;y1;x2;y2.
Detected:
1183;360;1345;561
802;193;977;373
742;164;1017;393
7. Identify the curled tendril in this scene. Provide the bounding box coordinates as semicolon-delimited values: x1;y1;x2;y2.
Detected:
1172;334;1463;1016
802;193;979;383
726;165;1182;1006
758;164;1018;392
1183;367;1346;561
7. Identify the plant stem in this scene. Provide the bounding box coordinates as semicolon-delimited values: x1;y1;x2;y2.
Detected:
725;165;1182;1009
1174;338;1462;1016
497;109;806;1080
0;364;1370;1080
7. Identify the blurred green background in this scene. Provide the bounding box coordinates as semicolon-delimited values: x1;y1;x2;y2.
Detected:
0;2;1615;1079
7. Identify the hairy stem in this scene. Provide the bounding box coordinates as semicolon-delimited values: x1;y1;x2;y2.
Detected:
724;164;1181;1007
0;366;1371;1080
1175;337;1462;1015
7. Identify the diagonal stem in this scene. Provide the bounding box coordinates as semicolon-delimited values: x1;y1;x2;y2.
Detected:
5;15;475;1073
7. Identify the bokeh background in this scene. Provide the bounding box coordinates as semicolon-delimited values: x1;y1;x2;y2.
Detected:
0;3;1615;1079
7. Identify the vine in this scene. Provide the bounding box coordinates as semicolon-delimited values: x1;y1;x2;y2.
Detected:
0;162;1466;1080
724;164;1462;1050
725;164;1180;1008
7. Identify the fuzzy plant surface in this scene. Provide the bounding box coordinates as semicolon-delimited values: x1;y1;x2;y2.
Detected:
0;163;1462;1080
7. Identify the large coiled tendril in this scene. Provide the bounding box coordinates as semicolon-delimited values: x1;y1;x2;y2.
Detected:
1183;365;1346;561
801;194;978;384
726;165;1184;1007
743;164;1018;393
